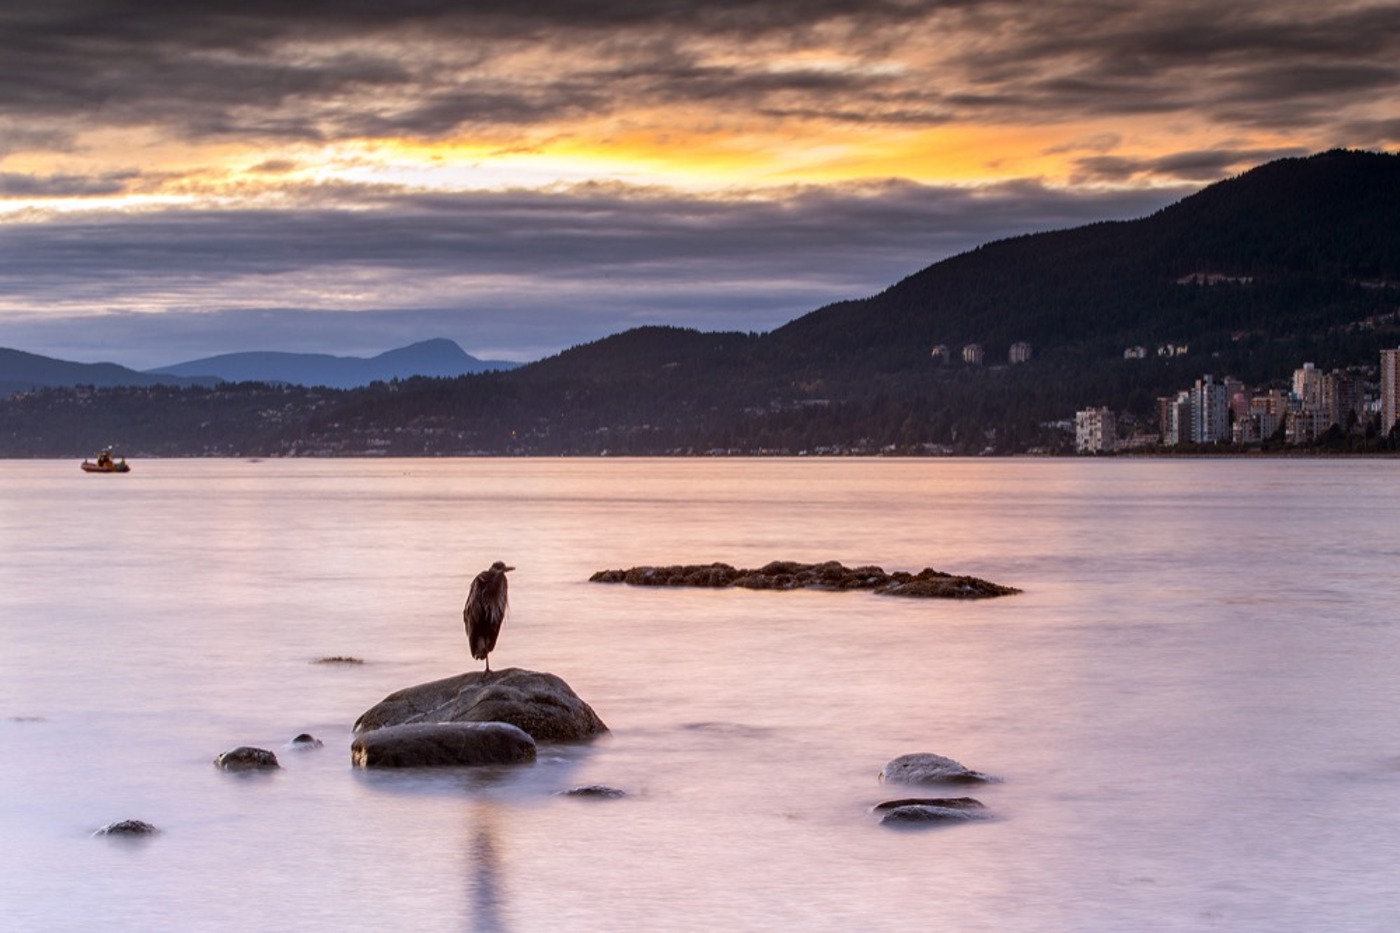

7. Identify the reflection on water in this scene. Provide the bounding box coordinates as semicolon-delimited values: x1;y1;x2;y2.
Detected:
468;804;506;933
2;458;1400;931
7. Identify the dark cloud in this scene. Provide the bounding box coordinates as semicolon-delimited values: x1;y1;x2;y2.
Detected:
0;178;1185;368
0;1;945;142
937;2;1400;133
247;159;299;175
1336;117;1400;149
0;170;139;197
1;1;1391;147
1070;146;1311;183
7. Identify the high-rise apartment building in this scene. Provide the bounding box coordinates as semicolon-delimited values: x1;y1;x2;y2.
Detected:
1158;391;1192;446
1292;363;1325;412
1382;348;1400;433
1190;375;1230;444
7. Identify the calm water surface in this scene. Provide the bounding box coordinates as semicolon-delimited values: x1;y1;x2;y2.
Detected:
2;458;1399;931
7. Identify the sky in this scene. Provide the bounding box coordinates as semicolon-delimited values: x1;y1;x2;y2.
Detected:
0;1;1396;370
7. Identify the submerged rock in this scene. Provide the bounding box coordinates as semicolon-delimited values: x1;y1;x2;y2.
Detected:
558;784;627;799
351;722;537;769
215;746;281;772
879;753;994;785
872;797;986;811
590;560;1018;599
880;804;992;827
94;819;160;837
353;668;608;743
287;733;324;750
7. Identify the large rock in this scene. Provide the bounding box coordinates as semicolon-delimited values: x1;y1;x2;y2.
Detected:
590;560;1019;599
879;753;994;785
351;722;537;769
353;668;608;742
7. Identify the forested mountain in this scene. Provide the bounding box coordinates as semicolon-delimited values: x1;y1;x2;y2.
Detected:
147;338;518;388
0;347;213;397
3;150;1398;457
767;148;1400;379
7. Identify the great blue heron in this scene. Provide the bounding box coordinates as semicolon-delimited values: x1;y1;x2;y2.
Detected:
464;561;514;673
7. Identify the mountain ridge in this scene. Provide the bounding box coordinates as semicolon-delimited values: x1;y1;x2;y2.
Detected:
147;337;519;388
2;338;518;393
0;347;216;397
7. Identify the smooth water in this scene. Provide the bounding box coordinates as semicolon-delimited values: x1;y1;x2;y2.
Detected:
2;458;1400;931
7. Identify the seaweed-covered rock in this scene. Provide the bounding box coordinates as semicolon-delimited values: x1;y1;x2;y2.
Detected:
875;569;1021;599
214;746;281;772
351;722;537;769
590;560;1018;599
353;668;608;742
879;753;994;785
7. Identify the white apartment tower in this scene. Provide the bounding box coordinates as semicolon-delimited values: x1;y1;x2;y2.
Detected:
1190;375;1231;444
1382;348;1400;433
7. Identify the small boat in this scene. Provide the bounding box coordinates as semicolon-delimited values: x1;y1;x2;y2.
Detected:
81;449;131;473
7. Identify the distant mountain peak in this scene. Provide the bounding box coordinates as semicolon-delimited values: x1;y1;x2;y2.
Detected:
145;338;519;388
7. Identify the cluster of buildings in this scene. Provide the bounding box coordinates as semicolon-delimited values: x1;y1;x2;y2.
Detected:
1123;343;1190;359
1075;348;1400;453
931;342;1032;366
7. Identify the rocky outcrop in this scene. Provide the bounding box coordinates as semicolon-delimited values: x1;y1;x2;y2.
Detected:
353;668;608;743
879;753;995;785
214;746;281;771
590;560;1019;599
93;819;160;837
351;722;537;769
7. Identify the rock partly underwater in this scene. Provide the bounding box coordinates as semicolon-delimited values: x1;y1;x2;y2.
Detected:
214;746;281;772
351;721;538;769
879;752;996;785
353;668;608;743
590;560;1019;599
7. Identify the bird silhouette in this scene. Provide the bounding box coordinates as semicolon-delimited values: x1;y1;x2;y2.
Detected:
463;561;513;673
